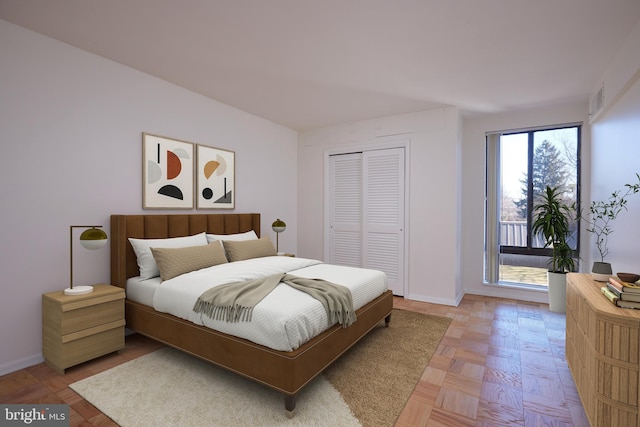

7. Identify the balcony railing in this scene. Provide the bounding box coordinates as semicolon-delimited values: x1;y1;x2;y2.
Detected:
500;220;576;248
498;221;578;286
500;221;543;247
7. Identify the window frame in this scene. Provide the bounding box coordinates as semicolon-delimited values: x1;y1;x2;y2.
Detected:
485;123;582;285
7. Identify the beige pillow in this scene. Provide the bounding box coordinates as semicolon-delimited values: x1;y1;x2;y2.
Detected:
151;243;228;281
129;232;208;279
223;237;276;262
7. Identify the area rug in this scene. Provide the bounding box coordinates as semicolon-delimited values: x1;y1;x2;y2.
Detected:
70;309;450;427
325;309;451;426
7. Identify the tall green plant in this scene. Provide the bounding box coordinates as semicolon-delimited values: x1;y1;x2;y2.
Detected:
581;173;640;262
532;186;575;273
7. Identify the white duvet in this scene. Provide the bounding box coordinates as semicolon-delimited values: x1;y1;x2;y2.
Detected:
150;256;387;351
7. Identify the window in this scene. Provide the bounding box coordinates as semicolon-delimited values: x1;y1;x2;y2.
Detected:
485;124;581;288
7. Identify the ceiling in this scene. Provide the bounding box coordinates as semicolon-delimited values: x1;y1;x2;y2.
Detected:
1;1;639;130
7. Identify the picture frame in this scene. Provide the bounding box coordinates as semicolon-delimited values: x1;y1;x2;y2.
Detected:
196;144;235;209
142;133;194;209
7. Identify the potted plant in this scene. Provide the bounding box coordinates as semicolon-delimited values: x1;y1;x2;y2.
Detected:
580;173;640;281
532;186;576;312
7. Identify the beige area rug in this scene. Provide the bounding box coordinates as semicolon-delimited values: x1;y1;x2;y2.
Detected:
70;309;450;427
325;309;451;426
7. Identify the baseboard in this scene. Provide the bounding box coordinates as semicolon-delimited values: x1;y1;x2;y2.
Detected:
464;286;549;304
0;353;44;377
405;293;462;307
405;286;549;306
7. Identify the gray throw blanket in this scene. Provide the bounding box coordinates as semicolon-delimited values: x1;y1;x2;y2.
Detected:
192;273;357;327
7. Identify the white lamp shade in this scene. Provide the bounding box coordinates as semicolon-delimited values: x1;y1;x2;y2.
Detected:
80;239;107;250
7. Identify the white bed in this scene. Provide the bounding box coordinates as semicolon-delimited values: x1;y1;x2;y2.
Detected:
127;256;387;351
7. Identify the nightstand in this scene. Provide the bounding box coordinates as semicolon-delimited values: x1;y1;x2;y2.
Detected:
42;284;125;374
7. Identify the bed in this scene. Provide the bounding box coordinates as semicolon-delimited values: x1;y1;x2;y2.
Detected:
110;213;393;414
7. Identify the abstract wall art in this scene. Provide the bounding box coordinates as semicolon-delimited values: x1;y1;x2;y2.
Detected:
196;144;235;209
142;133;194;209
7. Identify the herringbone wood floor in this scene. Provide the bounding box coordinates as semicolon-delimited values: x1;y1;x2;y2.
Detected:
1;294;588;426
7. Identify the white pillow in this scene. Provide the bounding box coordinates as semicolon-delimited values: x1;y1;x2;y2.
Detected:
206;230;258;244
129;232;208;279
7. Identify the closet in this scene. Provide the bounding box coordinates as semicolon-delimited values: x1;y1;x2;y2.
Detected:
327;147;405;296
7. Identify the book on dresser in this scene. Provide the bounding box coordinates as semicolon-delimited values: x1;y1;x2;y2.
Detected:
609;276;640;294
602;277;640;308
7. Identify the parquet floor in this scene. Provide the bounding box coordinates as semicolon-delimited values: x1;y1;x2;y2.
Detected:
394;294;589;427
0;294;588;426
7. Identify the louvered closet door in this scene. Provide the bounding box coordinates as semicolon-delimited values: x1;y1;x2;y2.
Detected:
328;148;405;296
328;153;363;268
363;148;405;296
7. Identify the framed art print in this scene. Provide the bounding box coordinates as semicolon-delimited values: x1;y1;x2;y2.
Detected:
142;133;194;209
196;144;235;209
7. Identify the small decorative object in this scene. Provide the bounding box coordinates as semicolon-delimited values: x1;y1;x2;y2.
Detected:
66;225;108;295
579;173;640;281
617;272;640;283
532;186;576;313
592;262;612;282
272;219;286;254
196;144;235;209
142;133;194;209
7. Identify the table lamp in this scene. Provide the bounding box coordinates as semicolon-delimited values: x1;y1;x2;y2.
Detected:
65;225;108;295
271;218;286;253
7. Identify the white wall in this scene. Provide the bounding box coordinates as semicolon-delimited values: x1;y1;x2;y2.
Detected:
298;108;463;306
590;78;640;274
461;103;590;303
0;20;298;375
587;18;640;275
590;19;640;122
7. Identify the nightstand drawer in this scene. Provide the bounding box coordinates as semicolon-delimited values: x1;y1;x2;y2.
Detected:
58;299;123;335
45;322;125;371
61;319;126;343
43;285;125;335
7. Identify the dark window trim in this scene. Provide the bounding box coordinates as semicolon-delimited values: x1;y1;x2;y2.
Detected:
499;124;581;261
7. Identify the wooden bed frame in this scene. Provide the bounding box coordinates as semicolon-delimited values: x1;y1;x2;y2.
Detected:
110;213;393;414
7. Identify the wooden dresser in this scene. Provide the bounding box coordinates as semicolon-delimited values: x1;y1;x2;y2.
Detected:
566;273;640;426
42;284;125;374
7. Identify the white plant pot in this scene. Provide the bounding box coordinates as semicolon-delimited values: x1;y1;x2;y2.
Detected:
548;271;567;313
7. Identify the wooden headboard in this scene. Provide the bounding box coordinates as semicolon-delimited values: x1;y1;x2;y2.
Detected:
110;213;261;289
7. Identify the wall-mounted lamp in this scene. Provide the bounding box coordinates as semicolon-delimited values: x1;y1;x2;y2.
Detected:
65;225;108;296
271;218;286;253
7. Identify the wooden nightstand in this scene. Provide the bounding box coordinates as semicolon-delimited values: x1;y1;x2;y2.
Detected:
42;283;125;374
